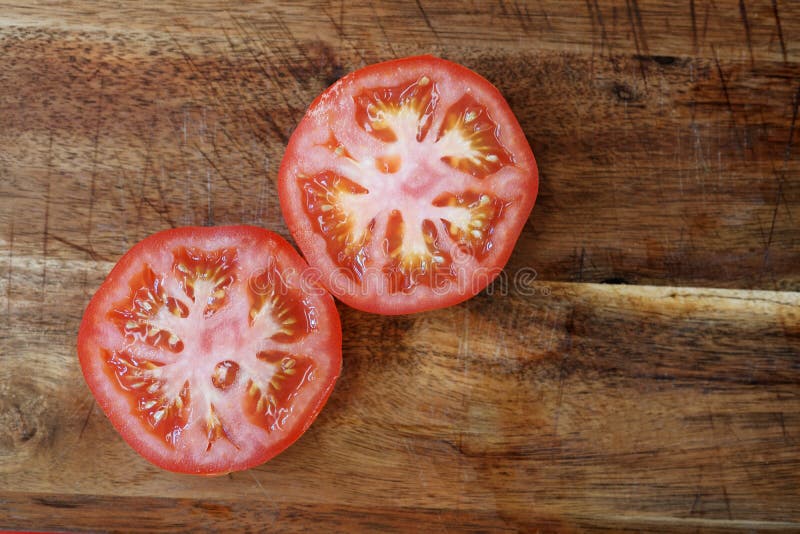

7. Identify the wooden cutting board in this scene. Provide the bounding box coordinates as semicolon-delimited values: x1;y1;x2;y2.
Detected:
1;1;799;531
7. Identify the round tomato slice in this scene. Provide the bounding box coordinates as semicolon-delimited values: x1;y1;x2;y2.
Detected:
77;226;341;474
278;55;538;314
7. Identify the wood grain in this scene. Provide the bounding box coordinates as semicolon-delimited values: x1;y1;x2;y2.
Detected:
0;0;799;531
1;270;799;530
1;0;798;289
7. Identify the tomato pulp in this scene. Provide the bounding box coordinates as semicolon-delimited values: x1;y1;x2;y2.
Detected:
77;226;341;474
279;55;538;314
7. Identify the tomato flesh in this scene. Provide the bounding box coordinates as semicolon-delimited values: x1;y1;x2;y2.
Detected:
77;226;341;474
279;56;538;314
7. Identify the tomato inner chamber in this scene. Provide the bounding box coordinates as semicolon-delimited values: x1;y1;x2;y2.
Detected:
104;247;318;450
247;351;315;432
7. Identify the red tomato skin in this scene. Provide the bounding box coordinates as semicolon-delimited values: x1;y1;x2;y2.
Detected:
77;226;342;475
278;55;538;315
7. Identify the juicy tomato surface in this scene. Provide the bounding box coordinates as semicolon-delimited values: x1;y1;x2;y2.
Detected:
279;55;538;314
77;226;341;474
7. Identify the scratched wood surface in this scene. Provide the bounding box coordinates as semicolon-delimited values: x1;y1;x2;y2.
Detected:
0;1;799;532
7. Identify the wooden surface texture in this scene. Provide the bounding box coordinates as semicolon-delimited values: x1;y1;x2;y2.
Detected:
1;1;799;532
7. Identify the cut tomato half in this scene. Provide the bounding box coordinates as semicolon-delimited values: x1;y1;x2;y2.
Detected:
77;226;341;474
278;55;538;314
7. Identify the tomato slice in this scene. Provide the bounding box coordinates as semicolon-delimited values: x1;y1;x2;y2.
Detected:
278;56;538;314
77;226;341;474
